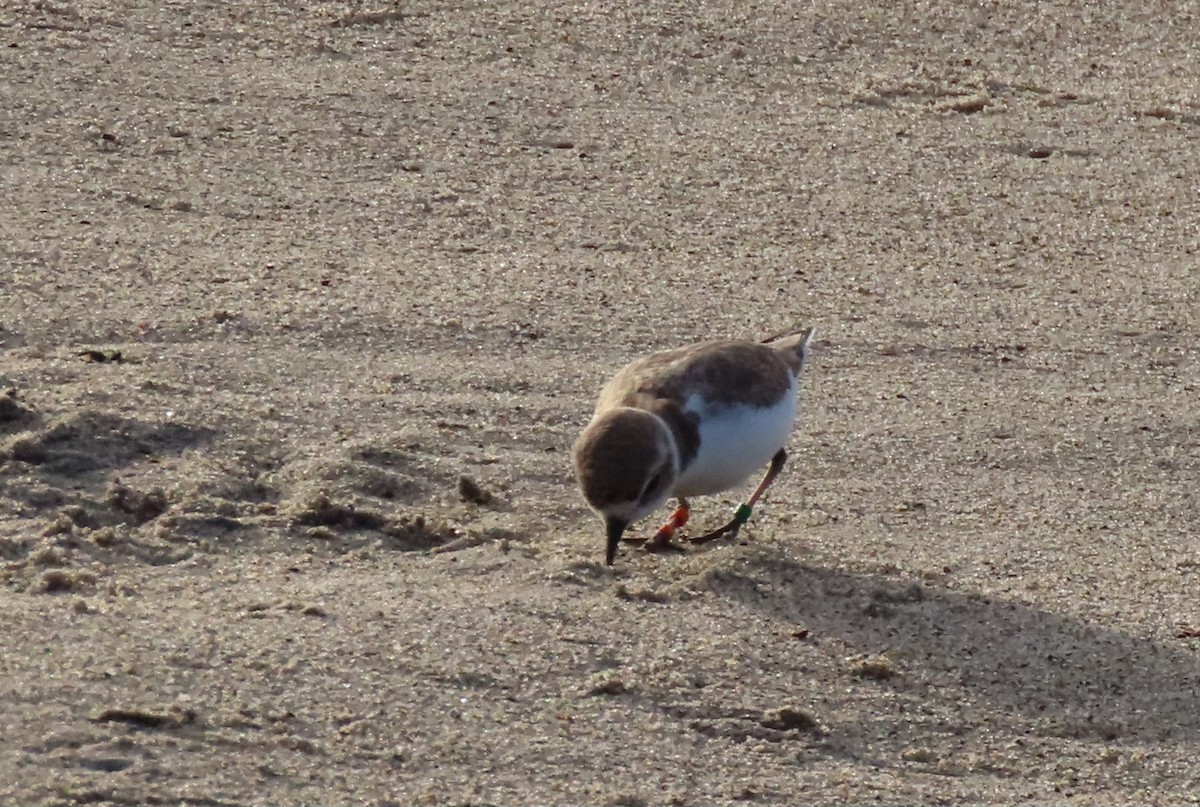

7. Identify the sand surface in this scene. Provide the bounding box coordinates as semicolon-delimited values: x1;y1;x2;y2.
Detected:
2;1;1199;804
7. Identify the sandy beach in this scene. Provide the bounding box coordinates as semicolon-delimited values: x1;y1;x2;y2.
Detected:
2;1;1198;804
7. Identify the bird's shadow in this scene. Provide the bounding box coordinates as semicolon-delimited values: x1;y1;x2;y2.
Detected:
702;548;1200;743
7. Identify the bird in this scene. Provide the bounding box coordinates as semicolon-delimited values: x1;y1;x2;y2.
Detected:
572;328;815;565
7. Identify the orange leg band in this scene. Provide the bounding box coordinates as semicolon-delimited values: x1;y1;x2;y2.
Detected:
654;505;690;541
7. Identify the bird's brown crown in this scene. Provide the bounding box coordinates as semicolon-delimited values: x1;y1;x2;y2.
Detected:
571;408;671;511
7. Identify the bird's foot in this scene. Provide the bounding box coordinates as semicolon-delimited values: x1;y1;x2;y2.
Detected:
688;504;753;545
619;528;684;552
619;530;686;553
643;530;688;554
622;505;690;554
687;520;741;545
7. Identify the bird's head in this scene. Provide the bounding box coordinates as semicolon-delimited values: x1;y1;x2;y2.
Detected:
571;408;678;565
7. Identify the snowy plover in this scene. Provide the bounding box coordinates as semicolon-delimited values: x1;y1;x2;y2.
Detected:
573;328;815;565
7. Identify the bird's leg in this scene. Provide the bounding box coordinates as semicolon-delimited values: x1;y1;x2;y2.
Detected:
643;498;690;553
690;449;787;545
619;498;689;548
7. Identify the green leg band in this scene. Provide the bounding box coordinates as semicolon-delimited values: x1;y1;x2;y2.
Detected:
733;503;753;525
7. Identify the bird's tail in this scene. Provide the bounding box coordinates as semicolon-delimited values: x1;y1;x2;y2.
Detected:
764;327;815;371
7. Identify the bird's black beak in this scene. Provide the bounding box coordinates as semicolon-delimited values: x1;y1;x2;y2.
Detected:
605;517;627;566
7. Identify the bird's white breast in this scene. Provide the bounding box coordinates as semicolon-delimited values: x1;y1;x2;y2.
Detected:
672;375;799;497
